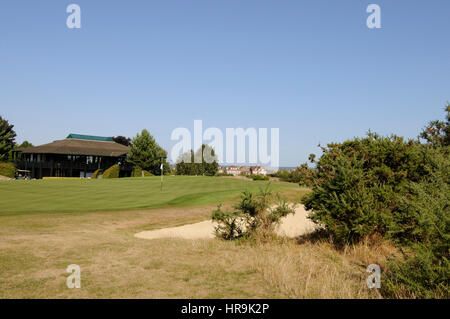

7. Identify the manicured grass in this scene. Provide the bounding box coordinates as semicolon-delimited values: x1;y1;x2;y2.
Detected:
0;176;302;215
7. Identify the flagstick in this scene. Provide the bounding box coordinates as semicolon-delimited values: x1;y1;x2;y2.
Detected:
160;157;163;192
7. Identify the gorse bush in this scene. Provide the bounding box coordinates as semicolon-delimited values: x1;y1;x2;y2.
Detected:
296;163;317;187
302;133;430;244
103;164;120;179
0;162;16;178
302;106;450;298
383;148;449;298
211;186;295;240
385;147;449;244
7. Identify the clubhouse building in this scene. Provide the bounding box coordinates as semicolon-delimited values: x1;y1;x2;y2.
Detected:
13;134;132;179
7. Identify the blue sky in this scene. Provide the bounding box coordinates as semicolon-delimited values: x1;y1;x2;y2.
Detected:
1;0;449;166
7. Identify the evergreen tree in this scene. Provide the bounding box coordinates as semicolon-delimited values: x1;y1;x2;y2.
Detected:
175;145;218;176
17;141;33;148
127;129;168;175
0;115;16;162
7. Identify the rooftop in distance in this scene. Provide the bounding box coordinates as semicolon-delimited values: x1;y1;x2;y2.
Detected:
66;134;114;142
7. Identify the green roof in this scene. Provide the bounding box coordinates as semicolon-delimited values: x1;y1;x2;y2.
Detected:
66;134;114;142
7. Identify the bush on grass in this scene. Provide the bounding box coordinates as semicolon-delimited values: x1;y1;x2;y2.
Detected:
301;106;450;298
0;162;16;178
383;150;449;298
252;174;269;181
103;164;120;179
302;133;433;245
212;186;295;240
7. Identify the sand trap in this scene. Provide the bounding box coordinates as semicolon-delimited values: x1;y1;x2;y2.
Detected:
135;205;317;240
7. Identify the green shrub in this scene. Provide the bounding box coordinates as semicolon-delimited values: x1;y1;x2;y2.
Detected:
132;166;154;177
175;145;219;176
103;164;120;179
92;169;103;179
383;149;449;298
252;174;269;181
0;162;16;178
301;108;450;298
384;243;449;298
296;163;317;187
385;148;449;243
212;187;295;240
302;133;432;245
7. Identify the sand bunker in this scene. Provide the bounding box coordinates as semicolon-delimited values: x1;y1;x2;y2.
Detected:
135;205;316;240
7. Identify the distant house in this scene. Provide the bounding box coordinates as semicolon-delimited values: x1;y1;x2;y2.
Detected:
219;165;266;176
239;166;250;175
13;134;132;179
250;166;267;176
225;166;240;176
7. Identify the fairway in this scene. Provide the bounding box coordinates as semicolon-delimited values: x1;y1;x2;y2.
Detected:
0;176;300;215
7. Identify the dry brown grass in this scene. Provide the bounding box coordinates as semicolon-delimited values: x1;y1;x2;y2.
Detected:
251;234;398;299
0;201;397;299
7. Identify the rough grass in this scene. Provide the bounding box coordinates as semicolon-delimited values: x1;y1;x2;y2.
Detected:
0;176;303;215
0;177;394;298
0;202;395;298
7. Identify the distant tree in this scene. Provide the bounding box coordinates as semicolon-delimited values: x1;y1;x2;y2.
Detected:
17;141;33;148
202;145;219;176
0;115;16;162
127;129;169;175
175;150;194;175
113;136;131;146
175;145;218;176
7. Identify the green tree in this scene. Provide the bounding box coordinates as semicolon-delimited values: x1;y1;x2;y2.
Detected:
197;144;219;176
17;141;33;148
127;129;169;175
113;136;131;146
0;115;16;162
175;145;218;176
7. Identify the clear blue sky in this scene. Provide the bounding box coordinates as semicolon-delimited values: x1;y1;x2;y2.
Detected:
1;0;449;166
